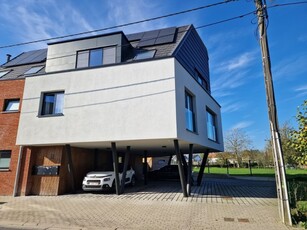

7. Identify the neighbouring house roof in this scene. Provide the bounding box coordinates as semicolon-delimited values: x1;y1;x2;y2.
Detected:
0;49;47;81
0;25;192;81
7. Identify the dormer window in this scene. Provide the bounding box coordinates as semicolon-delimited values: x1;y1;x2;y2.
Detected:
24;66;44;75
76;46;116;69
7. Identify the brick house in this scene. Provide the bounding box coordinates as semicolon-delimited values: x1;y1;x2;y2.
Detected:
0;51;46;195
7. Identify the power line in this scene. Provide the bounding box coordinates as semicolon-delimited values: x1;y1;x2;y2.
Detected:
45;11;257;62
0;0;305;51
0;0;237;50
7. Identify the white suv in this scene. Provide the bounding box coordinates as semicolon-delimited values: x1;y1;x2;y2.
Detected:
82;166;136;192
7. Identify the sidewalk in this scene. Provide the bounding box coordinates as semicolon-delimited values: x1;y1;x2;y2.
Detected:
0;176;294;230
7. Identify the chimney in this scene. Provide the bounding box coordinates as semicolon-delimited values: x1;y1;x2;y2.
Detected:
6;54;11;63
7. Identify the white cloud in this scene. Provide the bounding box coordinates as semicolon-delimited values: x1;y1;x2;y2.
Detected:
272;55;307;81
221;101;245;113
231;121;254;129
104;0;169;34
0;1;94;50
295;84;307;92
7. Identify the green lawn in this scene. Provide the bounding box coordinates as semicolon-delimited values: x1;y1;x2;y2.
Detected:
193;166;307;179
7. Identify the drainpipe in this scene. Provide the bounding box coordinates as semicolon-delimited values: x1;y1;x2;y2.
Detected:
13;146;23;197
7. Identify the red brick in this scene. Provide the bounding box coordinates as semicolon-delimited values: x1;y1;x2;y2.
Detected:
0;79;24;195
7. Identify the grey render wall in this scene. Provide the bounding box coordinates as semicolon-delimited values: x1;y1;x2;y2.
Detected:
45;33;124;73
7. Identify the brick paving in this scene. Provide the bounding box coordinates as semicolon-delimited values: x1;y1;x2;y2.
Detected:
0;175;293;230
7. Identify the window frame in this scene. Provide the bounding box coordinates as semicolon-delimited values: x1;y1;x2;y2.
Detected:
2;98;20;113
76;46;117;69
195;69;209;91
206;108;217;142
133;49;156;60
0;150;11;171
24;66;44;75
39;91;65;117
0;70;11;78
185;90;197;133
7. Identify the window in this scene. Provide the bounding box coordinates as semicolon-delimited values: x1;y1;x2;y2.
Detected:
185;91;196;132
41;91;64;116
134;50;156;60
24;66;44;75
0;150;11;170
207;109;217;141
3;99;20;112
76;46;116;68
195;69;209;91
0;70;10;78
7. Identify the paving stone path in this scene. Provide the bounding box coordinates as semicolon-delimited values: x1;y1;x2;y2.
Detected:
0;175;293;230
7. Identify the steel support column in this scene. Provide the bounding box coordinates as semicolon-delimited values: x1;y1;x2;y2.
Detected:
143;151;148;185
187;144;193;195
111;142;120;195
120;146;131;194
174;140;188;197
197;150;209;186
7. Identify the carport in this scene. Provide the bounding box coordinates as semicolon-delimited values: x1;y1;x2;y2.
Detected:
109;139;211;197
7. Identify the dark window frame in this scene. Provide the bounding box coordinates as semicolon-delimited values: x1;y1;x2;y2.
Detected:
76;45;117;69
195;69;209;91
0;70;11;78
206;108;217;142
0;150;11;170
185;90;197;133
24;66;44;75
2;98;20;113
39;91;65;117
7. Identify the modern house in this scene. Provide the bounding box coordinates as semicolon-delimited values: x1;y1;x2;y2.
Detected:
1;25;223;196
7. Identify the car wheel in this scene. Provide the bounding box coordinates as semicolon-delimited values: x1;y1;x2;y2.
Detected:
111;180;116;191
130;176;136;187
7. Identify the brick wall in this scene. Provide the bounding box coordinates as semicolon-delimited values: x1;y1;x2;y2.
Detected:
0;79;25;195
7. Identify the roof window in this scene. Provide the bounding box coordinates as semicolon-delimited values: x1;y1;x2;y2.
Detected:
0;70;10;78
134;50;156;60
24;66;44;75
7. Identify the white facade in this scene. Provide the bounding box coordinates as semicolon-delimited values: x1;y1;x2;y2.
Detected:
17;57;223;153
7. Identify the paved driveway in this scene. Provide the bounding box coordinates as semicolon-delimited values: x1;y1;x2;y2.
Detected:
0;175;293;230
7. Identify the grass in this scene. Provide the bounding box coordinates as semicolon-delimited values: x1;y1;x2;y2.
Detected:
193;166;307;180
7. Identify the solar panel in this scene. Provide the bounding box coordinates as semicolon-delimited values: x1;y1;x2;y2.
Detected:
136;27;177;47
155;27;176;45
126;32;144;41
3;49;47;67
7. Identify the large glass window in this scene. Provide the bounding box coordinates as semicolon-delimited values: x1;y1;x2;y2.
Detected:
0;150;11;170
207;110;217;141
41;91;64;116
185;91;196;132
76;46;116;68
3;99;20;112
89;48;103;67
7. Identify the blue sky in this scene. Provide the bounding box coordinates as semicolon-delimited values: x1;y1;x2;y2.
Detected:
0;0;306;150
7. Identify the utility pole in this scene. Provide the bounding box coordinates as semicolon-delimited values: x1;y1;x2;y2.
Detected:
254;0;292;225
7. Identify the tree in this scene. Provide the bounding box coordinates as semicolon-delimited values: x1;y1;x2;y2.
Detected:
288;100;307;166
224;128;252;167
263;139;274;167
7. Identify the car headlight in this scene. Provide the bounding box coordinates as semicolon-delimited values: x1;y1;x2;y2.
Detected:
103;178;110;182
